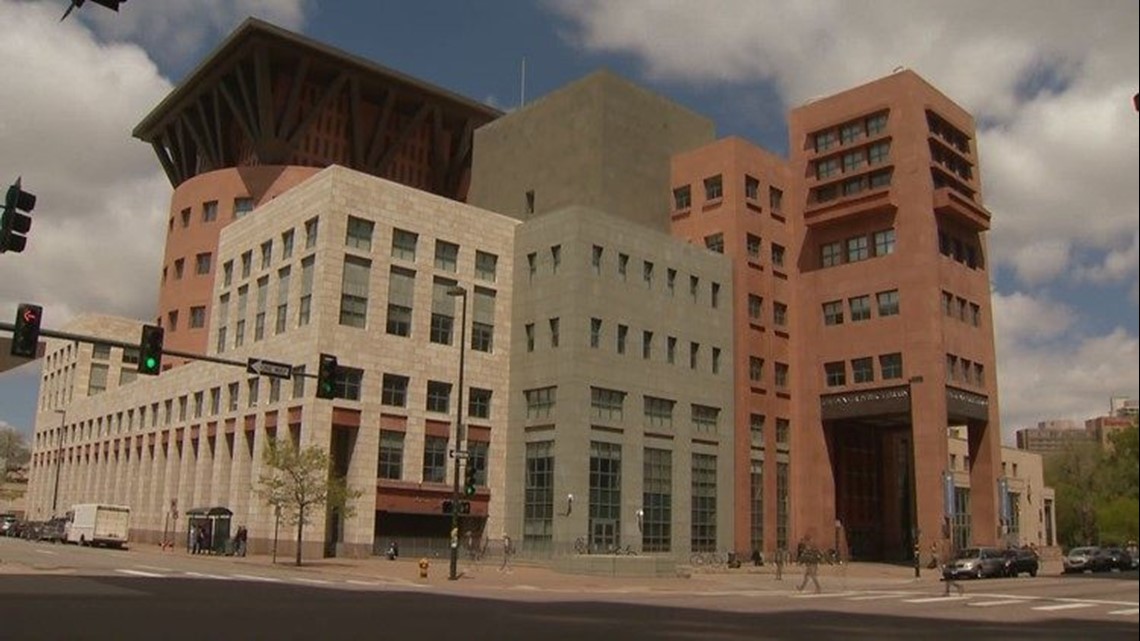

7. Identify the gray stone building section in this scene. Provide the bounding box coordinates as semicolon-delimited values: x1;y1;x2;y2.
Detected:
467;70;715;232
505;205;734;560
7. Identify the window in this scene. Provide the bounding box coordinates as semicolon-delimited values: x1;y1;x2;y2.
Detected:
391;228;418;261
712;347;721;374
769;187;783;212
233;197;254;219
222;260;233;287
377;431;404;480
475;250;497;282
468;441;489;487
202;201;218;222
426;380;452;413
866;112;888;135
689;342;699;370
705;233;724;254
345;216;374;252
247;378;259;408
814;129;838;153
956;297;968;322
946;354;959;381
774;362;789;388
773;302;788;327
970;303;981;327
472;287;495;353
876;289;900;316
550;245;561;272
748;294;763;321
240;251;251;279
643;261;653;287
642;448;673;552
667;268;676;295
673;185;691;210
335;366;363;401
849;295;871;322
974;362;985;386
195;252;212;275
382;268;413;337
823;300;844;326
526;252;537;278
297;256;313;327
692;404;719;432
771;244;785;268
825;361;846;387
691;454;717;552
226;383;239;411
869;169;892;189
846;235;869;262
525;386;556;420
260;241;273;269
873;229;896;256
590;387;626;421
745;175;760;200
590;318;602;348
749;356;764;382
703;174;723;200
776;419;790;449
87;363;108;395
525;189;535;214
381;374;409;407
617;324;628;354
589;441;623;548
422;436;448;483
174;258;185;280
642;330;652;359
550;317;560;348
275;266;290;335
281;229;294;259
815;156;840;179
168;310;179;331
525;323;535;352
591;245;603;273
689;275;699;301
941;291;954;316
339;256;371;328
868;141;890;165
667;336;677;364
852;357;874;383
644;396;674;428
842;150;865;173
618;253;628;278
746;234;761;259
750;413;766;448
434;240;459;272
469;388;492;419
524;441;555;542
180;208;191;228
189;306;206;329
429;278;457;345
840;121;863;145
880;353;903;379
711;282;720;309
303;217;319;250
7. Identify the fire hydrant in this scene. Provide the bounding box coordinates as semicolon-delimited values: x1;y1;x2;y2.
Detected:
418;558;429;579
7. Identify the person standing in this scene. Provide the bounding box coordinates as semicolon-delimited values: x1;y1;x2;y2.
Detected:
796;537;821;593
774;547;788;580
498;534;513;573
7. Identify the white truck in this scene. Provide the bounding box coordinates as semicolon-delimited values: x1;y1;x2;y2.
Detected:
65;503;131;548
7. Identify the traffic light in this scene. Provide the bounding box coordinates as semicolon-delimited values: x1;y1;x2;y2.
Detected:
60;1;127;22
316;353;339;399
464;462;478;497
10;303;43;358
441;499;453;514
138;324;164;375
1;178;36;254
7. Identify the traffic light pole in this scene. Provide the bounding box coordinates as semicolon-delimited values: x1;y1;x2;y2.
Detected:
447;287;468;581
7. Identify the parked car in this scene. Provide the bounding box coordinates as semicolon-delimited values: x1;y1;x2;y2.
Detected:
37;517;68;543
943;547;1006;580
1101;546;1134;571
1062;546;1113;573
1002;547;1040;577
0;514;18;536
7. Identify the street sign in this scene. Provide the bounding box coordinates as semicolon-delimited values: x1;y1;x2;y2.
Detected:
246;357;293;379
449;449;469;459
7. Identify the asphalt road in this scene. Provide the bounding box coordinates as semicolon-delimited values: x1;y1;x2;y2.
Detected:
1;537;1136;640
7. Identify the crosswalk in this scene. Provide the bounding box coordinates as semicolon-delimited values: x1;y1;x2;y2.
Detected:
113;567;427;591
775;588;1138;618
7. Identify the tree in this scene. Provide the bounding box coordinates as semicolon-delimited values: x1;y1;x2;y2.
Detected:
256;438;361;566
1;423;30;475
1044;441;1103;547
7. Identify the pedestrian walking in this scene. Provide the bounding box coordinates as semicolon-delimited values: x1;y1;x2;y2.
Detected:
774;547;789;580
233;526;248;557
942;546;964;596
796;537;822;593
498;534;514;573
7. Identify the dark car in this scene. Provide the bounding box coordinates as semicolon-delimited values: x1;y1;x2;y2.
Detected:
37;517;68;543
1063;546;1114;573
1002;547;1040;577
1101;547;1134;571
943;547;1006;579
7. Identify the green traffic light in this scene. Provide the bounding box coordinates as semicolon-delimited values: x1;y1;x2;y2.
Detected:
145;357;158;370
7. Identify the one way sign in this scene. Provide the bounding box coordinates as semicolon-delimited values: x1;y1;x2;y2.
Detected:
246;357;293;380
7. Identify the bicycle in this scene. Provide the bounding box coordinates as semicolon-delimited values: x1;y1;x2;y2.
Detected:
574;537;588;554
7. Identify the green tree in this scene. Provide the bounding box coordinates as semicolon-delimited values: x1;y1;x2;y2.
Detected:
1044;441;1102;547
256;438;361;566
1096;496;1140;544
0;424;31;472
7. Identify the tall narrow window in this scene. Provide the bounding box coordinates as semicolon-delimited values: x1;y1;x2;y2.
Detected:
472;287;495;353
275;266;290;335
430;277;458;344
254;276;269;340
386;267;415;337
298;257;314;327
691;454;717;552
434;240;459;272
422;436;448;483
391;228;418;261
339;257;371;328
642;448;672;552
524;441;555;542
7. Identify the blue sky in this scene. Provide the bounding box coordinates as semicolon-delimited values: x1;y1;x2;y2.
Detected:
1;0;1137;442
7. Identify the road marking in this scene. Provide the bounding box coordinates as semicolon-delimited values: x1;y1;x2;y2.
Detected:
346;579;382;587
136;565;173;572
1108;608;1139;616
116;569;165;578
231;574;283;583
846;593;911;601
1032;603;1095;612
185;572;231;580
903;595;968;603
791;591;858;599
293;577;331;585
34;550;58;555
968;599;1031;608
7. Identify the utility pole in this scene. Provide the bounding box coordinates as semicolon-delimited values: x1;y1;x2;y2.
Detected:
447;286;468;581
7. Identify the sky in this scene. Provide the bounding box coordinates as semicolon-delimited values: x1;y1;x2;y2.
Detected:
1;0;1137;443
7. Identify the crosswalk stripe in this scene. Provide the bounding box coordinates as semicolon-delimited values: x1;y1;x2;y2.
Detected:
791;591;858;599
116;569;164;578
185;572;231;580
1032;603;1095;612
968;599;1031;608
846;593;911;601
903;595;968;603
231;574;283;583
346;579;382;587
293;577;331;585
1108;608;1139;616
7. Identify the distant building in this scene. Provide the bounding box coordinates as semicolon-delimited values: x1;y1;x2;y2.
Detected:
1110;397;1138;420
1015;422;1094;454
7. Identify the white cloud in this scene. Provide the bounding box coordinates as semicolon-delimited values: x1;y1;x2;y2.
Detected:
78;0;312;68
1;1;172;324
993;291;1138;439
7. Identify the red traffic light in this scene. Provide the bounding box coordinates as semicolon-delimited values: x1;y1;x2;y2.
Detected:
10;303;43;358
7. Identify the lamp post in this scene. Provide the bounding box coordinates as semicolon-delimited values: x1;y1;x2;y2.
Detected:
446;285;468;581
51;409;66;516
907;375;924;578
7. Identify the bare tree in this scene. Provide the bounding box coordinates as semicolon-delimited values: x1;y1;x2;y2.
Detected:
256;438;361;566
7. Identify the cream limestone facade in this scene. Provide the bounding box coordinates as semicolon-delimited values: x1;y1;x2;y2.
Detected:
29;166;519;558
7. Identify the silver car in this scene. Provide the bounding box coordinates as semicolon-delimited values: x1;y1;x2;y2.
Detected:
943;547;1006;579
1062;546;1104;573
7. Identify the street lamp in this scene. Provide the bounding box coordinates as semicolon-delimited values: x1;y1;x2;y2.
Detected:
446;285;468;581
51;409;66;516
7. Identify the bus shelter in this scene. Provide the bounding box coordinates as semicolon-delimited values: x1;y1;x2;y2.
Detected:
186;506;232;555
